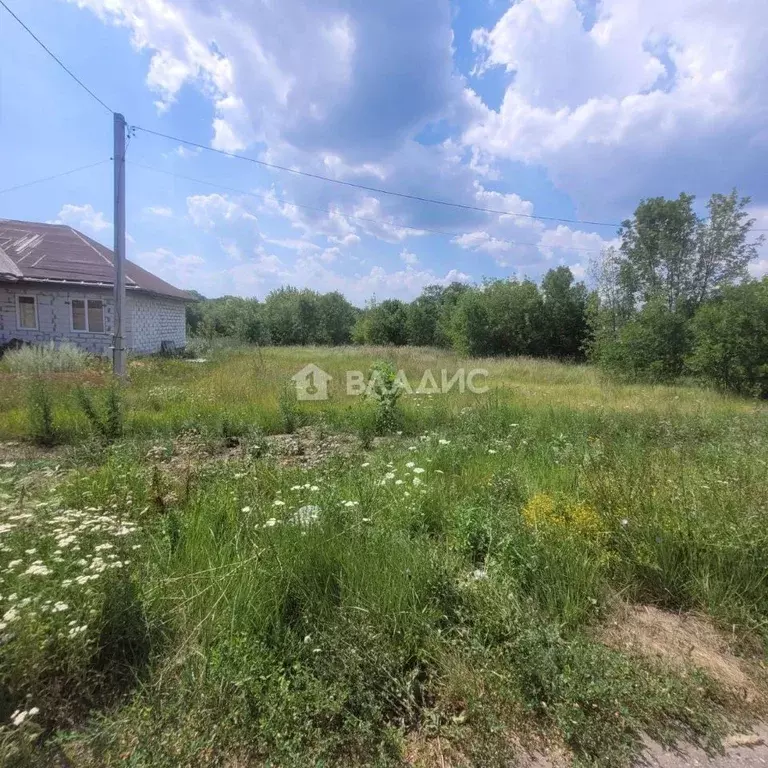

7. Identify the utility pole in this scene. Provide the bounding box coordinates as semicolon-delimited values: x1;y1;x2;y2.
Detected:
112;112;126;377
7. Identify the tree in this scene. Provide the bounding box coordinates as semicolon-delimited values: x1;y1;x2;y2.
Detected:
365;299;410;345
619;193;699;311
317;291;357;345
541;266;588;358
690;191;764;305
450;279;546;358
618;191;763;313
687;278;768;397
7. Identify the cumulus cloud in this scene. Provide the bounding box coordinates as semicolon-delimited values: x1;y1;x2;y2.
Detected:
52;203;111;234
464;0;768;212
68;0;463;160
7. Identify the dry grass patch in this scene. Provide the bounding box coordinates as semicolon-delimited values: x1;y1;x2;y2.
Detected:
601;604;767;707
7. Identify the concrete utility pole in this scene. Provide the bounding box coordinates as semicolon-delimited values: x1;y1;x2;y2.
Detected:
112;112;126;377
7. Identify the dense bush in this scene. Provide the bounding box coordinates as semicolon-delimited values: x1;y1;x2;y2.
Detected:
687;278;768;397
596;300;691;382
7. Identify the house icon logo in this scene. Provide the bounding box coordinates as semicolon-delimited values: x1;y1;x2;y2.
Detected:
291;364;332;401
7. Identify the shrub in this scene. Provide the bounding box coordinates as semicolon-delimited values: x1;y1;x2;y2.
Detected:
365;360;403;434
687;278;768;397
1;342;90;374
26;378;57;446
597;299;691;382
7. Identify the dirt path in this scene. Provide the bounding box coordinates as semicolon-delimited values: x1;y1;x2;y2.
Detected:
640;727;768;767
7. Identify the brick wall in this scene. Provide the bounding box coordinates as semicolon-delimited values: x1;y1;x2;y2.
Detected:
0;284;115;355
127;293;186;353
0;284;186;355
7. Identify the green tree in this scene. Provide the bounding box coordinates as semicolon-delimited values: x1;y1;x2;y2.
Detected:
318;291;357;345
688;278;768;397
450;279;545;357
619;190;763;312
365;299;410;346
541;266;588;358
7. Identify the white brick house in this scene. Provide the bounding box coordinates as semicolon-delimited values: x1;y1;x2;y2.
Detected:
0;219;192;355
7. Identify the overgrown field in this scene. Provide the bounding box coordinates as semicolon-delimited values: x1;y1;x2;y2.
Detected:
1;346;767;766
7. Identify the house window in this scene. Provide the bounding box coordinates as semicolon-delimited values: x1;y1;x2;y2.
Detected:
72;299;105;333
17;296;38;330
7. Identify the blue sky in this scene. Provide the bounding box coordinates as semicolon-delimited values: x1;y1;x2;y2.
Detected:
2;0;767;304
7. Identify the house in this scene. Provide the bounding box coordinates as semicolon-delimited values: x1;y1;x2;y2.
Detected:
0;219;193;355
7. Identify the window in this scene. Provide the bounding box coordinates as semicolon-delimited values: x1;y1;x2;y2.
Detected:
71;299;105;333
17;296;37;330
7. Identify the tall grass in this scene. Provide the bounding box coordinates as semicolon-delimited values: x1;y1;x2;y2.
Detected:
0;347;765;766
1;342;92;375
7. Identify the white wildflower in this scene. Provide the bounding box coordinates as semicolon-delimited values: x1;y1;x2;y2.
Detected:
23;563;51;576
292;505;320;527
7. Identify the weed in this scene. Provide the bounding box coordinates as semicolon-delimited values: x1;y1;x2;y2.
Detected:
75;382;123;441
26;378;57;446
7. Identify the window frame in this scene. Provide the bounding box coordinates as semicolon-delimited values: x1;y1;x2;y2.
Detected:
70;298;106;334
16;295;38;331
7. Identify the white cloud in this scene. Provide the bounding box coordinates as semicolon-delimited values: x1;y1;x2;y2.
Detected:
69;0;460;161
189;248;472;303
465;0;768;211
186;193;257;230
145;205;173;217
134;247;206;287
537;225;617;260
52;203;111;234
400;249;419;265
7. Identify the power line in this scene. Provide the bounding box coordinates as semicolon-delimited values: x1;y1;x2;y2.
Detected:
0;0;112;114
127;160;610;254
132;124;624;230
0;159;111;195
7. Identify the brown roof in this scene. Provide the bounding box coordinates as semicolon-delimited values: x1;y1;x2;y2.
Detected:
0;219;193;300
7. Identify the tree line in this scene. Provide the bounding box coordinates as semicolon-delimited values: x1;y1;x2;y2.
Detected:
187;189;767;397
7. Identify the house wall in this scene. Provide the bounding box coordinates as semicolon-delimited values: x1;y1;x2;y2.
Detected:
0;284;186;355
127;293;186;353
0;284;115;355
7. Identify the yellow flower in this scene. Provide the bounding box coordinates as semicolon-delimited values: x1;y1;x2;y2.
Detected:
521;493;605;541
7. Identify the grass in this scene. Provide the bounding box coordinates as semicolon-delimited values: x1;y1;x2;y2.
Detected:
0;342;93;375
0;344;766;766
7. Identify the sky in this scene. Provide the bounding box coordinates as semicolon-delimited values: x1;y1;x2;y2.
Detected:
1;0;767;304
